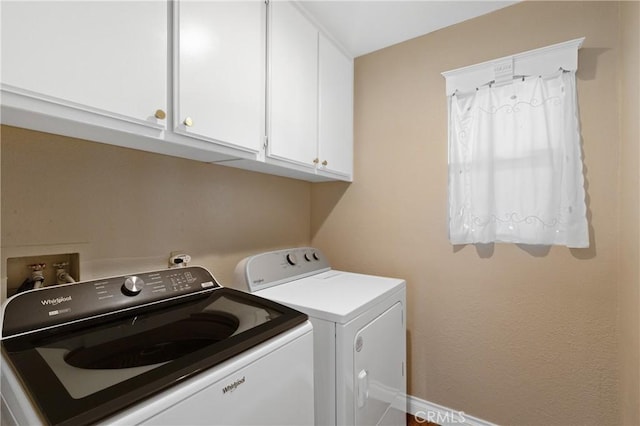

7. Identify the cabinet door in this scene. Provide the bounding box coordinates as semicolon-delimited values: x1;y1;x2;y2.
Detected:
318;34;354;179
268;1;318;169
1;1;167;128
176;1;265;153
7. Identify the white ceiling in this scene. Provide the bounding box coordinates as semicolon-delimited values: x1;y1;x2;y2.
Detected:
298;1;518;57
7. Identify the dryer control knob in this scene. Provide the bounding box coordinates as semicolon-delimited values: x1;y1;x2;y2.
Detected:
286;253;297;266
122;276;144;296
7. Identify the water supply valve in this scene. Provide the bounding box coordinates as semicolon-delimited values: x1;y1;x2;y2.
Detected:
29;263;46;288
53;262;76;285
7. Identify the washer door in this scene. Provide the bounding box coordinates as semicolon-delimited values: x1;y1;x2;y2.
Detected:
64;311;239;369
354;302;405;426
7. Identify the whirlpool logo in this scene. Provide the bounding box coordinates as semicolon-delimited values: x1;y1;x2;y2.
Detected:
41;296;72;306
222;376;245;394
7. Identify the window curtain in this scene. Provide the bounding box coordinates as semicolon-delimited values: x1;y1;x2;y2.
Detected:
448;70;589;248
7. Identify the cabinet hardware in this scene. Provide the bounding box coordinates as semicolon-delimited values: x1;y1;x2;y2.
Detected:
322;160;328;166
183;117;193;127
154;109;166;120
313;158;319;164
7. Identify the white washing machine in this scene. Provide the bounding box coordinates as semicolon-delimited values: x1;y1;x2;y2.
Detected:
1;266;314;425
234;247;406;426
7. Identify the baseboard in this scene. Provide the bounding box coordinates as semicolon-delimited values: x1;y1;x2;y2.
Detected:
406;395;497;426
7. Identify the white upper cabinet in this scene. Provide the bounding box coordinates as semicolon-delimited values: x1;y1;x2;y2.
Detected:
175;1;265;153
267;2;353;181
318;33;354;179
268;1;319;170
1;1;167;129
1;0;353;182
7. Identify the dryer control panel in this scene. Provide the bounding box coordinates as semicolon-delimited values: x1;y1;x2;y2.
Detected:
234;247;331;292
2;266;220;338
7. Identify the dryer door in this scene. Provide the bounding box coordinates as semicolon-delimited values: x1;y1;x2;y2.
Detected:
354;302;405;426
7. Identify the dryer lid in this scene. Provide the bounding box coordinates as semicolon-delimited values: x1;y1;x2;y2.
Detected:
256;270;405;324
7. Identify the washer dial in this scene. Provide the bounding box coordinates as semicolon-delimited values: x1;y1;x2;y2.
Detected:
122;276;144;296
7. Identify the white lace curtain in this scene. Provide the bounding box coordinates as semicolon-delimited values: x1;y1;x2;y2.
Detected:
448;70;589;247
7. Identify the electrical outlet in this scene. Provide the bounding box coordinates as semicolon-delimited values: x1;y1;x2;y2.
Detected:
168;251;191;268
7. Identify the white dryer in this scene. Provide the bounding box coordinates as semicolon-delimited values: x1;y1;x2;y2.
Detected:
234;247;406;426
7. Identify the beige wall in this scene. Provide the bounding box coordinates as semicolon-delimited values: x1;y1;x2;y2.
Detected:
312;2;632;425
1;125;312;297
618;1;640;425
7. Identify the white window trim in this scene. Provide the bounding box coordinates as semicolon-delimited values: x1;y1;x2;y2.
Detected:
441;37;585;96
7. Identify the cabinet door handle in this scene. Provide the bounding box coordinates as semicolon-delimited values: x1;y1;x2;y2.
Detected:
322;160;328;166
183;117;193;127
154;109;166;120
313;158;319;164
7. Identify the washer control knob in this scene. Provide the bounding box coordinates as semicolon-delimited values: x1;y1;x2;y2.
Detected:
312;252;320;261
304;253;312;262
122;276;144;296
286;253;297;266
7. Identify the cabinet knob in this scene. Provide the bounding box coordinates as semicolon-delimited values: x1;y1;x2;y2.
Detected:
322;160;328;166
313;158;319;164
183;117;193;127
154;109;166;120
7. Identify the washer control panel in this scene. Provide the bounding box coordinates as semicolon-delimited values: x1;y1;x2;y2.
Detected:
235;247;331;292
2;266;220;338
